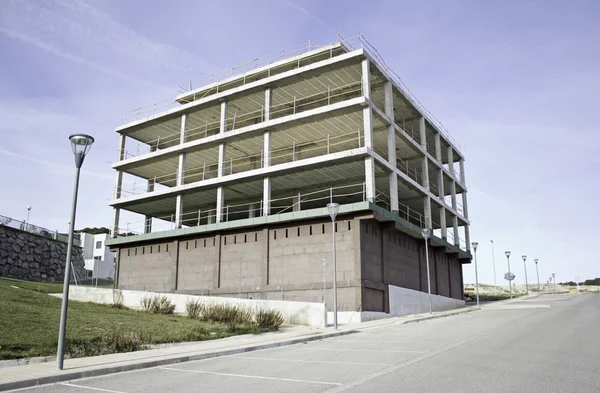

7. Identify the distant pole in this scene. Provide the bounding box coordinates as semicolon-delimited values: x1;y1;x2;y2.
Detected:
327;203;340;330
534;259;540;292
281;256;284;301
162;255;165;292
422;228;433;314
202;257;205;296
552;273;556;294
26;206;31;229
522;255;529;295
472;242;480;307
322;257;327;327
505;251;512;299
57;134;94;371
239;257;242;298
490;240;497;294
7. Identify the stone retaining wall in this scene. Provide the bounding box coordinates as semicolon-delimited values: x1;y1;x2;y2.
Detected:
0;226;86;283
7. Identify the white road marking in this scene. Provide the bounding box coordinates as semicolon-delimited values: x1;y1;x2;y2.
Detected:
60;383;128;393
230;355;392;366
160;367;342;385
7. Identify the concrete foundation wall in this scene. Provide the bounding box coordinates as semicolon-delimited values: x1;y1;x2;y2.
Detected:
389;284;465;316
117;241;176;291
61;286;325;326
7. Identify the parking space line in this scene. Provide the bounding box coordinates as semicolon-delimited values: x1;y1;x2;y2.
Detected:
285;347;427;354
60;383;128;393
230;355;392;366
160;367;342;385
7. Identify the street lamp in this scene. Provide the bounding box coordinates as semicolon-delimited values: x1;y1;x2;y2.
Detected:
505;251;513;299
522;255;529;295
472;242;480;307
327;202;340;330
490;240;497;294
552;273;556;294
57;134;94;370
534;259;540;292
421;228;433;314
26;206;31;229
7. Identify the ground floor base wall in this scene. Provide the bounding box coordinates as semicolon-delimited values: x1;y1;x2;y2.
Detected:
389;284;465;316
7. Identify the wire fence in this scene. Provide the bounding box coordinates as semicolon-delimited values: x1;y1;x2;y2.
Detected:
0;214;81;247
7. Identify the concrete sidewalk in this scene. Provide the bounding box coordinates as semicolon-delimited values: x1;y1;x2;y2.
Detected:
0;306;477;391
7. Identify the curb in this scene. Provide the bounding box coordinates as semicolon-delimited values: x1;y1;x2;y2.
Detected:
0;330;355;392
402;307;479;325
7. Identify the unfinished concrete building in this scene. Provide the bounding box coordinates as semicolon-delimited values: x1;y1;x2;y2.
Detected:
107;35;471;316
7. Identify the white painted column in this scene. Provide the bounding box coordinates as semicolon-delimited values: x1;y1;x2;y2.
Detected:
447;146;454;178
385;81;399;213
440;206;447;240
111;134;126;238
362;58;376;202
175;114;187;228
459;159;466;185
263;88;272;216
452;215;460;246
216;102;227;223
292;193;301;212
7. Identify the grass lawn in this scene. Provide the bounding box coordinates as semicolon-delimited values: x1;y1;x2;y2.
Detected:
0;278;261;360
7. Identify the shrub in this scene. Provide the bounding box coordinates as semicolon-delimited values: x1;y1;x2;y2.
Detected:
65;332;142;358
255;309;285;331
186;299;204;319
200;303;253;331
140;295;176;314
111;290;126;309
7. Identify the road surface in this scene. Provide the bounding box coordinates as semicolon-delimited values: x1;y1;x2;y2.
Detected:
11;294;599;392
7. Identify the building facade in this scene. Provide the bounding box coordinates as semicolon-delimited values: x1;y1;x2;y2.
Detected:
80;233;115;280
107;35;471;313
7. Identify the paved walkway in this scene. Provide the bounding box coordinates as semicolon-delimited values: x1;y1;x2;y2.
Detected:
0;307;477;391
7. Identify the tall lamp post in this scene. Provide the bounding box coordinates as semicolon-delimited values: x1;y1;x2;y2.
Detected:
472;242;480;307
57;134;95;370
552;273;556;294
327;202;340;330
490;240;497;294
421;228;433;314
522;255;529;295
534;259;540;292
505;251;513;299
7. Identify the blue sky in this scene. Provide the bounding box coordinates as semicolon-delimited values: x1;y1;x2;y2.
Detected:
1;0;598;285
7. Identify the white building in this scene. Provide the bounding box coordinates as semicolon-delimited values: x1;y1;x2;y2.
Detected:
79;233;115;280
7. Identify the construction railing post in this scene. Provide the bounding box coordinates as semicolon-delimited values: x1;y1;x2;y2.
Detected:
323;257;327;327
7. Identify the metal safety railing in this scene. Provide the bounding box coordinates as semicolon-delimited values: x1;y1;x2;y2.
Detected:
114;128;364;198
118;33;460;154
0;214;81;247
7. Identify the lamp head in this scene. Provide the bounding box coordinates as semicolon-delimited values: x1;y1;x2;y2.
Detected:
522;255;527;262
505;251;511;258
471;242;478;251
326;202;340;221
534;259;538;264
69;134;95;168
421;227;430;239
27;206;31;211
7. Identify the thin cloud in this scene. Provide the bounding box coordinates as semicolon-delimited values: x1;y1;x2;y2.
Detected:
277;0;336;32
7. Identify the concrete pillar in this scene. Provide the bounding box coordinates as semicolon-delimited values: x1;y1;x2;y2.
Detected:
216;186;224;223
440;206;447;240
361;58;371;99
452;215;459;247
292;193;301;212
175;195;183;228
447;146;454;178
263;177;271;216
459;159;466;185
249;203;257;218
111;134;126;238
450;181;457;210
145;175;153;232
419;117;430;190
464;225;471;252
385;81;399;213
434;133;442;162
423;196;432;229
264;87;271;121
461;192;469;219
365;157;376;202
218;101;227;176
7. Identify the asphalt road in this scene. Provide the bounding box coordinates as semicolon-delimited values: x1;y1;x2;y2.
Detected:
11;294;600;393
